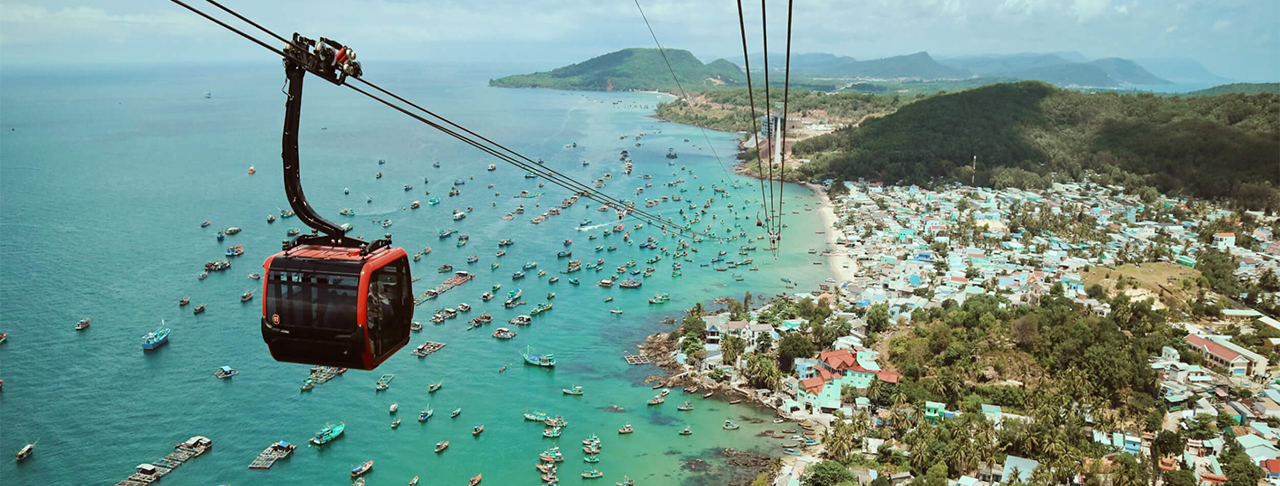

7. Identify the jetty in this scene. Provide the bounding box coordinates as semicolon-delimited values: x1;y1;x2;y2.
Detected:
114;436;211;486
416;271;474;305
623;354;651;365
412;341;447;358
248;441;296;469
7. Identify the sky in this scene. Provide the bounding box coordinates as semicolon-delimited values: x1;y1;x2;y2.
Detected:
1;0;1277;81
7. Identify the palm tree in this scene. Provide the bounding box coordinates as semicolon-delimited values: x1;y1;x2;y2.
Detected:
892;389;908;408
867;379;883;405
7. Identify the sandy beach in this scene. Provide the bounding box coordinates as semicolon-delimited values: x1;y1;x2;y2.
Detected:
803;182;859;286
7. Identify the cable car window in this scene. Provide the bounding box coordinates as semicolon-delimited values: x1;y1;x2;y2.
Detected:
366;257;410;357
266;263;359;331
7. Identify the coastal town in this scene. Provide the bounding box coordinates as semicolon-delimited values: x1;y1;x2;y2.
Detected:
644;176;1280;486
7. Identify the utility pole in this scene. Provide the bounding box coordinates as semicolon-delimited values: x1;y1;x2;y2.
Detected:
971;155;977;186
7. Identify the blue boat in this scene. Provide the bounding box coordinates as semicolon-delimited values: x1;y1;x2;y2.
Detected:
216;231;224;241
419;408;433;422
522;262;537;270
522;345;555;367
524;172;537;179
453;179;465;185
512;271;525;280
467;256;479;264
557;250;572;258
142;322;171;350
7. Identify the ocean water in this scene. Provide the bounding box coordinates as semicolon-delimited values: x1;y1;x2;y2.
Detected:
0;62;827;485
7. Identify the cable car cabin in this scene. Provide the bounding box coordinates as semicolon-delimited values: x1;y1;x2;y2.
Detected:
261;245;412;370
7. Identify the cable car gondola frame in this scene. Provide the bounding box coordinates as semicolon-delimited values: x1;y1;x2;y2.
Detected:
260;34;412;370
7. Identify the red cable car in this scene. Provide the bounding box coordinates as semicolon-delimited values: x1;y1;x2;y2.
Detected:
260;35;412;370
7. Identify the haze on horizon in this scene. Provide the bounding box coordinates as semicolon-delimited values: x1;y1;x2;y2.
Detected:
0;0;1276;82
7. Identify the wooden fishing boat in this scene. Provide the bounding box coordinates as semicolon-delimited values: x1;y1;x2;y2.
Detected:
435;441;448;453
617;423;633;434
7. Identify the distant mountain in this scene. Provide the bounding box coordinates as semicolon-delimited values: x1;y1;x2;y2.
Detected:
1185;83;1280;97
1006;63;1117;87
490;48;744;93
1050;51;1090;63
1135;57;1232;84
1088;58;1171;85
743;52;855;72
839;52;970;79
938;54;1074;76
940;53;1169;87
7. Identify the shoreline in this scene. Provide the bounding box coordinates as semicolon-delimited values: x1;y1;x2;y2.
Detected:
800;181;859;286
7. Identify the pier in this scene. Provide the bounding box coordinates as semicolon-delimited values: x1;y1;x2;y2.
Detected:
114;436;210;486
623;354;651;365
248;441;296;470
412;341;446;357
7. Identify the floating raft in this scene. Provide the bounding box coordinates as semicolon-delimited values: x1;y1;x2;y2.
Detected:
248;441;296;470
114;436;210;486
375;374;395;390
623;355;651;365
416;272;475;305
412;341;446;358
306;366;344;385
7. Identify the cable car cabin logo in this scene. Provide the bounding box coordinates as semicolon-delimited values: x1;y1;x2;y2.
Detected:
261;245;412;370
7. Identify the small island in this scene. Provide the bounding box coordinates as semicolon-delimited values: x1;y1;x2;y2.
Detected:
489;47;745;93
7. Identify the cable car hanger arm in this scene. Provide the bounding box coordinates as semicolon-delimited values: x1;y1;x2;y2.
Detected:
279;34;389;255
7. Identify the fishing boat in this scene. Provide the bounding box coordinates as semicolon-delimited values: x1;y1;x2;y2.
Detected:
618;423;633;434
543;426;562;438
410;476;419;486
439;264;454;273
419;408;433;422
14;443;33;461
729;399;742;405
467;255;479;263
142;322;171;350
569;278;580;285
351;460;373;478
300;378;315;391
435;440;449;453
473;425;484;435
524;411;549;422
609;308;623;315
523;345;555;367
646;396;664;405
562;385;583;395
179;297;190;306
214;366;237;379
563;239;572;246
509;315;532;326
481;292;494;301
76;318;90;331
310;422;345;445
241;290;254;302
512;271;525;279
493;327;517;339
702;391;714;399
451;408;462;418
585;454;600;463
557;250;572;258
429;380;443;392
470;474;482;486
549;276;559;283
722;420;740;430
583;469;604;479
193;303;206;314
390;402;398;414
679;426;692;435
677;401;693;411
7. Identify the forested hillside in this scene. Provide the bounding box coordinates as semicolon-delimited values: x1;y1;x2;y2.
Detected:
489;48;743;93
794;81;1280;210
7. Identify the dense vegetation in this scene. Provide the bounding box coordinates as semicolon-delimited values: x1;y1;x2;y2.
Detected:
794;81;1280;210
489;48;743;93
1186;83;1280;97
655;88;920;132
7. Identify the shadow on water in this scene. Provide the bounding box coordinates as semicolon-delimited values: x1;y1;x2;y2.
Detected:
680;446;777;486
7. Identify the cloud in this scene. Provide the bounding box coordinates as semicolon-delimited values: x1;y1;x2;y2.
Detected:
1071;0;1111;23
1213;19;1231;32
1113;5;1127;14
0;3;212;45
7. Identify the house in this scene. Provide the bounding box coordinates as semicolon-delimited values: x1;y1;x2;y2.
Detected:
703;315;727;345
1003;455;1040;484
1223;309;1264;322
1186;335;1253;376
1260;459;1280;480
1206;335;1269;378
925;401;946;423
1236;434;1280;465
1213;233;1236;250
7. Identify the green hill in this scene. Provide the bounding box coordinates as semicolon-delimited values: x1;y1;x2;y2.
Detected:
1186;83;1280;97
489;48;744;93
794;81;1280;210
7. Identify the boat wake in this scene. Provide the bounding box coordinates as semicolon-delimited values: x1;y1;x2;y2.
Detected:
576;223;612;231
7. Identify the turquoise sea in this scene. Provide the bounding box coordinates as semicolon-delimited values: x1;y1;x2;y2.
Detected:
0;62;828;485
